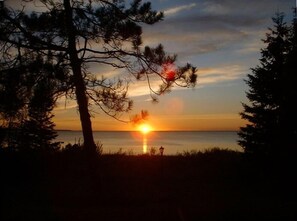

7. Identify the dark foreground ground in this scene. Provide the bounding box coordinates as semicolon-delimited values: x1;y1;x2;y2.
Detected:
1;149;296;221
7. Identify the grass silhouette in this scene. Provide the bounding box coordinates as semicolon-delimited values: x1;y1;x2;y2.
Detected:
0;147;296;221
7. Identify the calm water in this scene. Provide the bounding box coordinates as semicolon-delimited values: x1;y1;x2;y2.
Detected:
56;131;242;155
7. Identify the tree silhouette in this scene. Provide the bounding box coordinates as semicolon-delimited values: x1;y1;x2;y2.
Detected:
281;8;297;153
0;0;197;153
0;50;61;149
20;77;59;150
0;67;27;147
238;12;297;156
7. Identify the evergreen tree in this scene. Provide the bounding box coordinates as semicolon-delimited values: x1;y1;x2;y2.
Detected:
281;9;297;152
0;67;27;148
239;12;297;156
0;51;60;149
20;78;59;150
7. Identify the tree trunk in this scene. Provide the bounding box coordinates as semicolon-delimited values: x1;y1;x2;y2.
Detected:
72;61;96;153
63;0;96;153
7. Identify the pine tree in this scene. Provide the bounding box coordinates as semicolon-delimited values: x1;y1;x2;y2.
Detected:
239;12;297;156
0;51;60;149
281;9;297;152
21;78;58;150
0;68;27;148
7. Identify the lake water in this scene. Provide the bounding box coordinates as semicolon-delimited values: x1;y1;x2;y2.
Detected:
56;131;242;155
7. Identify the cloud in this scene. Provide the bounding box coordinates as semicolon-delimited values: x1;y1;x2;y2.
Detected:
155;113;240;120
5;0;48;12
127;76;162;98
143;24;249;57
143;1;283;59
54;97;78;111
125;64;248;98
144;0;293;57
197;65;247;85
164;3;196;16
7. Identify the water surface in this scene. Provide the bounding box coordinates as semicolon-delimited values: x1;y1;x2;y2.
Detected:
56;131;241;155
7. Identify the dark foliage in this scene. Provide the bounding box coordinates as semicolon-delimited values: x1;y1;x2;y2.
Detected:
0;52;60;150
238;12;297;156
20;78;59;150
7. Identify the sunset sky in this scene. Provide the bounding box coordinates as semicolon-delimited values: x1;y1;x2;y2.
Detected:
52;0;294;131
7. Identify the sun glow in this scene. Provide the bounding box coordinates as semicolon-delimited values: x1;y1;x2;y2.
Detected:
139;124;152;134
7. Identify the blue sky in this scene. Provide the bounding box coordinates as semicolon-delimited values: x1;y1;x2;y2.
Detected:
53;0;295;131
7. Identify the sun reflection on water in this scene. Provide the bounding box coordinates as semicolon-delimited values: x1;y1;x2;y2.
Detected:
143;136;147;154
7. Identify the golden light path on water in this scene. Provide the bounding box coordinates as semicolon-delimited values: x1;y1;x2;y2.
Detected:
143;136;148;154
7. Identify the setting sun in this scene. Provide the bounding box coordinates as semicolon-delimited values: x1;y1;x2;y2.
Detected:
139;124;152;134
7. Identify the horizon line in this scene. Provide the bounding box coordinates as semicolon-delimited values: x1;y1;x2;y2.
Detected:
56;129;239;132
